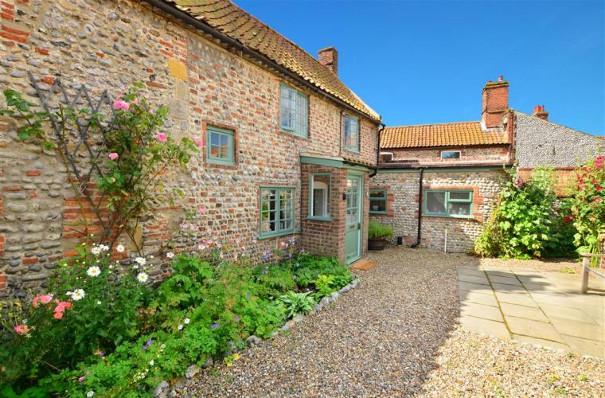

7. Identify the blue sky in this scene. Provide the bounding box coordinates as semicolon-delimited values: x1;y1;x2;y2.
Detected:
237;0;604;135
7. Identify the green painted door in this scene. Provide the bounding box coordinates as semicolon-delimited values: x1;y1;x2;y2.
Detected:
345;174;362;264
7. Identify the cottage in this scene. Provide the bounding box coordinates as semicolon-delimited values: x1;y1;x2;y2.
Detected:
0;0;380;295
371;77;603;252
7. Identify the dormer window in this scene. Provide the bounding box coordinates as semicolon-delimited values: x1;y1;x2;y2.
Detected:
441;150;461;160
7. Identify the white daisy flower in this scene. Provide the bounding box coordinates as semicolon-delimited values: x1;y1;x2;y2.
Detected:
71;289;85;301
86;391;94;397
136;272;149;283
177;324;183;331
134;257;146;266
184;318;190;325
149;360;155;366
90;246;101;256
100;244;109;252
116;244;125;253
86;266;101;277
166;252;175;259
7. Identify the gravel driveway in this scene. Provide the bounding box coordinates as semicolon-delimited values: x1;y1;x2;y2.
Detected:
182;248;605;397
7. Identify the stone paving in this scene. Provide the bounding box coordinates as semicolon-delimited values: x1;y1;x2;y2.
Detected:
458;261;605;358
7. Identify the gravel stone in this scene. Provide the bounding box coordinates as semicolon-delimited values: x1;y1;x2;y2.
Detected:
180;248;604;397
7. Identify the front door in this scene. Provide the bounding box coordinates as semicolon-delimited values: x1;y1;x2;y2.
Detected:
345;174;362;264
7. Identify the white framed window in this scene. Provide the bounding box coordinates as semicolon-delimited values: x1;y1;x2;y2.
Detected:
440;150;461;160
309;174;331;220
280;84;308;137
343;114;360;152
260;187;295;238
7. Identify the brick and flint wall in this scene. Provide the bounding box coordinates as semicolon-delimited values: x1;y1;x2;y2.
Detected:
370;169;505;253
0;0;378;295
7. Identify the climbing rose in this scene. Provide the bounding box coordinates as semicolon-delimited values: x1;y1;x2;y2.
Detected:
595;155;604;168
108;152;119;161
112;99;129;111
198;206;206;216
14;324;30;335
193;137;204;149
32;294;53;308
155;132;168;143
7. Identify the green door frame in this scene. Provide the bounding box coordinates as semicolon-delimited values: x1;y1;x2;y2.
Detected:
345;173;363;264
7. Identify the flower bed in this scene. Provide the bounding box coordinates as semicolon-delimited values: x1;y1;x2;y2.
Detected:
0;244;354;397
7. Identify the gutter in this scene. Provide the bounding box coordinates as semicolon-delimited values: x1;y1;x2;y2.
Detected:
410;168;424;248
369;123;385;178
143;0;380;124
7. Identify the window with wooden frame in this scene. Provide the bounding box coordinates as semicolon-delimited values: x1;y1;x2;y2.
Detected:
343;113;360;152
309;174;331;220
369;189;387;214
440;150;461;160
424;190;473;217
207;126;235;165
280;84;308;137
259;187;295;238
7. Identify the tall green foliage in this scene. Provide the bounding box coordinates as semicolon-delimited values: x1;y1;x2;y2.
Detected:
475;168;575;259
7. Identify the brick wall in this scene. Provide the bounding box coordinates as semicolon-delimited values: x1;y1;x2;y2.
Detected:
387;145;509;164
0;0;378;295
370;169;505;252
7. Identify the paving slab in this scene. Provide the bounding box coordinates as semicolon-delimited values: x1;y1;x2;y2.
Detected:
539;304;597;324
505;316;564;342
488;275;523;286
459;290;499;307
458;281;493;292
500;302;549;322
550;317;605;342
491;282;527;292
495;291;538;307
457;274;490;285
459;315;510;339
460;302;504;322
562;335;605;358
512;334;570;351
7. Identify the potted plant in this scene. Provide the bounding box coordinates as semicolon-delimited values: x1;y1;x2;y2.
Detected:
368;220;393;250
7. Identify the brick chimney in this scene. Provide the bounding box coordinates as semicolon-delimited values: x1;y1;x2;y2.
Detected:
532;105;549;121
318;47;338;74
481;75;509;130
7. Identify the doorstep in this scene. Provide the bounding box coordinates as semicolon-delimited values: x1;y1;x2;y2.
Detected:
351;258;378;271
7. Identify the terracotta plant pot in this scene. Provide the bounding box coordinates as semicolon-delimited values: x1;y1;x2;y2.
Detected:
368;238;387;251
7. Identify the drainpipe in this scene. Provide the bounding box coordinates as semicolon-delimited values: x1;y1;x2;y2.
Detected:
369;122;385;178
411;168;424;248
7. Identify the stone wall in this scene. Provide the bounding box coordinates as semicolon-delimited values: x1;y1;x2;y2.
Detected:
0;0;378;295
514;111;604;168
370;169;505;252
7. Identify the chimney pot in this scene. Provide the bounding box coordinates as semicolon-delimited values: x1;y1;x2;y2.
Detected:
533;104;549;121
318;47;338;75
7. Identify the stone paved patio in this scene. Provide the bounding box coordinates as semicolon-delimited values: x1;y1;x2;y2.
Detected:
458;260;605;358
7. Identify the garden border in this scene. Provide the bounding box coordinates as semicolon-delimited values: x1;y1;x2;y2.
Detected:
154;276;361;397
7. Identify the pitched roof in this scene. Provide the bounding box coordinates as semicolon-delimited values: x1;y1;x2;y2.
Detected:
162;1;379;121
380;121;510;149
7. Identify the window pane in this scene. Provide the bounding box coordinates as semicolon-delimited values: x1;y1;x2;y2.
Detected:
426;191;446;213
448;202;471;216
280;85;307;136
370;199;386;213
208;128;234;164
370;190;385;199
449;191;471;201
310;175;330;218
344;115;359;151
441;151;460;159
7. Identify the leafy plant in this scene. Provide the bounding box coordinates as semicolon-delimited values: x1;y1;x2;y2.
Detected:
315;274;336;297
278;291;315;318
368;220;393;240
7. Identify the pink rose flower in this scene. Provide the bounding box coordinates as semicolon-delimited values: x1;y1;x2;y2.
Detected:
53;311;64;320
108;152;119;161
595;155;604;168
14;324;30;335
156;132;168;143
32;294;53;308
112;99;130;111
54;301;73;313
193;137;204;150
198;206;206;216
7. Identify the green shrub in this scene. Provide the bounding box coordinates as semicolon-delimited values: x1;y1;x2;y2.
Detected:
292;254;352;289
253;264;296;299
278;292;315;318
475;168;576;259
368;221;393;240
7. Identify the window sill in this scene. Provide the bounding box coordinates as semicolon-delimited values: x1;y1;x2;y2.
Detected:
207;161;237;169
370;211;388;216
280;129;309;140
306;216;332;222
423;213;477;221
343;148;361;154
257;229;298;240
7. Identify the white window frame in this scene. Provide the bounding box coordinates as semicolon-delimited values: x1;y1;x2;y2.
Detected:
308;174;331;220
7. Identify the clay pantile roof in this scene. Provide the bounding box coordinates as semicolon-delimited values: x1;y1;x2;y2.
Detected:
381;121;510;149
163;1;380;121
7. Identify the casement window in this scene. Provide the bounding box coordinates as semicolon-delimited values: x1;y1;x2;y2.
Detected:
280;84;308;137
424;190;473;217
260;187;295;238
369;189;387;214
440;150;461;160
207;126;235;165
343;114;360;152
309;174;331;220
